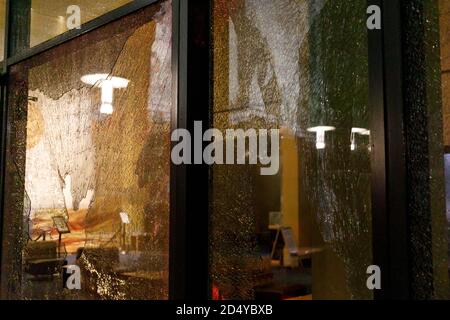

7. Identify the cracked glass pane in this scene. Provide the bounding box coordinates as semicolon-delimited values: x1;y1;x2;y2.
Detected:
1;1;172;300
211;0;373;300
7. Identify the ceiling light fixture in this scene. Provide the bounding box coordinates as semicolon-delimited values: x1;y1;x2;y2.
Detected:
350;128;371;151
307;126;336;150
81;74;129;115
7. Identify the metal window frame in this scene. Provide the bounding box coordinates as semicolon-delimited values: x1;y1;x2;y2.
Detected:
368;0;447;300
170;0;211;300
368;0;410;300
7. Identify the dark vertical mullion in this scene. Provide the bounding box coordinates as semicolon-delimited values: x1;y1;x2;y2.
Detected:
169;0;211;300
169;0;186;300
368;0;390;300
368;0;410;299
382;0;411;299
0;0;13;295
382;0;410;299
0;69;7;294
7;0;31;57
184;0;210;300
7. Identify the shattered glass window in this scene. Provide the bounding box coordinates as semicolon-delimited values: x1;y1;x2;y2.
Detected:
211;0;373;300
1;1;172;300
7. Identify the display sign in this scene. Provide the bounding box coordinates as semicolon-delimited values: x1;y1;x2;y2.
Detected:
52;216;70;234
120;212;131;224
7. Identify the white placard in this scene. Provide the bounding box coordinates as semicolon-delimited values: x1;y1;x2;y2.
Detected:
119;212;130;224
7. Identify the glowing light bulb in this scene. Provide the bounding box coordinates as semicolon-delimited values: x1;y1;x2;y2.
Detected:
307;126;336;150
100;80;114;114
100;102;114;114
81;74;129;115
316;130;326;149
350;128;371;151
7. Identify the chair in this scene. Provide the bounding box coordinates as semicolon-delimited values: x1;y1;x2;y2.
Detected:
24;241;64;277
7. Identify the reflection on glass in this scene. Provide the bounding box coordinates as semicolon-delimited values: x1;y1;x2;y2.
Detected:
211;0;372;300
307;126;336;150
1;1;172;300
80;74;130;114
31;0;133;47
